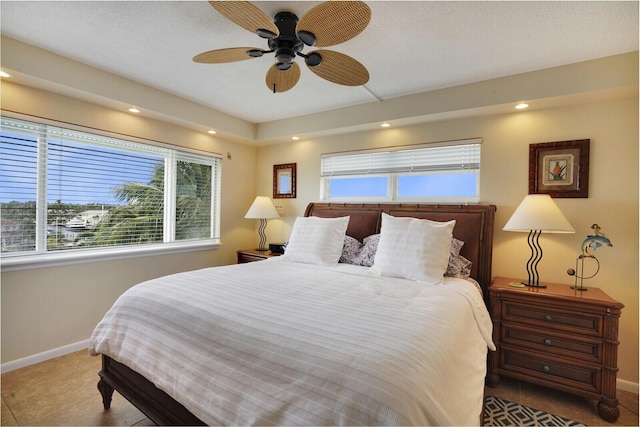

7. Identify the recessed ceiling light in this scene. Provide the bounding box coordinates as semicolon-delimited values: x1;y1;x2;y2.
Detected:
208;130;217;135
381;122;391;128
128;107;140;113
515;103;529;110
0;71;10;78
292;136;300;140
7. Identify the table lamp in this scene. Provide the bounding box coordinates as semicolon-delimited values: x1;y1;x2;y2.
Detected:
503;194;575;287
245;196;279;251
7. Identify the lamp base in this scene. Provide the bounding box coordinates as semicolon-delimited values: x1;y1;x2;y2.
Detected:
570;286;588;291
522;230;547;289
522;282;547;288
256;219;268;253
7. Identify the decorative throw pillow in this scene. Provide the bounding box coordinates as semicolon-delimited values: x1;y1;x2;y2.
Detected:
340;234;381;267
357;234;380;267
446;253;473;278
445;237;472;278
372;213;455;284
281;216;350;265
450;237;464;258
340;235;362;264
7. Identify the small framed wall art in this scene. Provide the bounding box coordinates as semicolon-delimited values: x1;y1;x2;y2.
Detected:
273;163;296;199
528;139;590;198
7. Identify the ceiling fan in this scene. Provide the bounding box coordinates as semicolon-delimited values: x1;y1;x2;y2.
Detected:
193;1;371;93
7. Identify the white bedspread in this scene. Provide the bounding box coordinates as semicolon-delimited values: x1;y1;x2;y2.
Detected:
89;259;495;426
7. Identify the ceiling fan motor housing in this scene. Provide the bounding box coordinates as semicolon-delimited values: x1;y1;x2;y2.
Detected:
269;12;305;70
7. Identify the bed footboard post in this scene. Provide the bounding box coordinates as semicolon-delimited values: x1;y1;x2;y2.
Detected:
97;377;114;409
98;354;115;409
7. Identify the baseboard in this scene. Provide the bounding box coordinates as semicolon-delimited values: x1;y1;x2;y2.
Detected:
617;378;639;394
1;339;89;374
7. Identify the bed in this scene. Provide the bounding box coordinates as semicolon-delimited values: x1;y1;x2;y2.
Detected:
90;202;496;425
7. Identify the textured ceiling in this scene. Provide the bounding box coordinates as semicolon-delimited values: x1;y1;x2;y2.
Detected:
1;1;638;124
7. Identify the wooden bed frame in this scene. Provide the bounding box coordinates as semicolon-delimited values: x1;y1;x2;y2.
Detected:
97;202;496;425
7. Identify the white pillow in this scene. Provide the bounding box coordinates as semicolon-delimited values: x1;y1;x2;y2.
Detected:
372;213;455;284
281;216;350;265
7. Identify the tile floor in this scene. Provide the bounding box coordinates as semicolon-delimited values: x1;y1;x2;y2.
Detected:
1;351;153;426
2;350;638;426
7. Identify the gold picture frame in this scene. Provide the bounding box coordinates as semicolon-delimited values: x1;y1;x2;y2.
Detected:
273;163;296;199
529;139;590;198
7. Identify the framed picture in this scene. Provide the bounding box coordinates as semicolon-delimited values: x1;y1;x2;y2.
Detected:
273;163;296;199
528;139;590;198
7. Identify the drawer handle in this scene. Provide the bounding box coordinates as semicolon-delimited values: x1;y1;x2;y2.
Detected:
544;338;552;346
543;365;551;373
544;314;553;322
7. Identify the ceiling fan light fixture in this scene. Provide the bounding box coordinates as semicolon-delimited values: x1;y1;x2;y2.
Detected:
275;47;295;64
305;52;322;67
246;49;264;57
297;30;316;46
256;28;277;39
277;62;293;71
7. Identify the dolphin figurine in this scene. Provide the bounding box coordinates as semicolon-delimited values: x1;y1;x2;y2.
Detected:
580;223;613;257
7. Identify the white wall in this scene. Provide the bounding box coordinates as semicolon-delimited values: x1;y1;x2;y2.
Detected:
1;82;258;363
255;95;639;385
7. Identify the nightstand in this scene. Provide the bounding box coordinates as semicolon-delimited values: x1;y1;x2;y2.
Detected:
237;248;281;263
488;276;624;422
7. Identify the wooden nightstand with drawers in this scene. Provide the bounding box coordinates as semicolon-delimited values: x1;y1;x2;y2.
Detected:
237;248;281;263
487;276;624;422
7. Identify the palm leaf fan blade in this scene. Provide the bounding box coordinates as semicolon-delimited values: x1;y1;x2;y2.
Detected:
297;1;371;47
307;50;369;86
209;1;278;37
193;47;260;63
266;62;301;93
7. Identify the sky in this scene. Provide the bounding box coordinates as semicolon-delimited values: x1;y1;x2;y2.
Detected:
1;131;161;206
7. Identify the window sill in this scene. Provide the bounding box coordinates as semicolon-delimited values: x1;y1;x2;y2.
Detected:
0;240;220;272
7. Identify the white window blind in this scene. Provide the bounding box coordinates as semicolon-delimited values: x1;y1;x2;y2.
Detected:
320;138;481;202
0;121;39;252
174;152;220;242
321;138;481;176
47;128;168;250
0;116;221;260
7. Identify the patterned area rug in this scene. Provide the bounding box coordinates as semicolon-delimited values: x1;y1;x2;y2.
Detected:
484;396;587;426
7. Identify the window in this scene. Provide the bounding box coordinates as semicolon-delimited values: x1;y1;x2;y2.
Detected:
320;138;481;203
0;116;221;267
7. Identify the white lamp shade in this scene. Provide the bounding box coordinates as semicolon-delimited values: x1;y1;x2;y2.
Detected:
245;196;279;219
503;194;575;233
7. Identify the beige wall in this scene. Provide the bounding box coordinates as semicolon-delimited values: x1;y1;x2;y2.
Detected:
1;82;258;363
2;75;638;389
255;95;639;385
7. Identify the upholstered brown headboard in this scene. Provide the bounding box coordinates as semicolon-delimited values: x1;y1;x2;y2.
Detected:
305;203;496;304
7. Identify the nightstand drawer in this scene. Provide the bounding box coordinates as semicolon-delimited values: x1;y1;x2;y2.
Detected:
503;301;602;337
237;249;282;263
238;253;267;263
502;324;601;363
501;348;600;393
